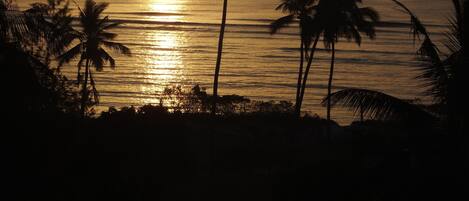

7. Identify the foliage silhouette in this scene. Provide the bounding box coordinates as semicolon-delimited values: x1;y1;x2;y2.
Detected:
1;0;80;116
392;0;468;137
323;0;468;140
322;88;436;123
2;44;81;116
270;0;316;117
145;85;293;115
311;0;379;121
58;0;131;117
1;0;40;47
26;0;76;66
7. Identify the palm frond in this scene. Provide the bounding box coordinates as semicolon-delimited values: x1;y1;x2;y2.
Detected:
276;0;299;13
348;26;362;46
98;18;122;32
91;1;108;16
359;7;380;23
89;53;104;71
322;88;435;122
356;7;379;39
1;9;35;44
57;43;82;67
392;0;449;105
417;38;441;64
452;0;463;34
98;47;115;69
50;29;81;56
391;0;428;38
99;31;117;40
270;14;295;34
101;40;131;55
444;17;461;53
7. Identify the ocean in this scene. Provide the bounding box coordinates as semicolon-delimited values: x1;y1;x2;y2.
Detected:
16;0;452;124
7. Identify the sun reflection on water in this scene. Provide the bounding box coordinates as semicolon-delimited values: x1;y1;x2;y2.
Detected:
136;0;188;106
140;30;186;105
148;0;185;22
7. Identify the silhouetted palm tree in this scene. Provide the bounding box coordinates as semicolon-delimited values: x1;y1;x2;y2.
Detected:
26;0;76;66
212;0;228;114
270;0;317;117
58;0;131;117
313;0;379;121
392;0;467;134
322;0;467;131
1;0;74;62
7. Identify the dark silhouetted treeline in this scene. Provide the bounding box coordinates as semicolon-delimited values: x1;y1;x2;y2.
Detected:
8;103;467;201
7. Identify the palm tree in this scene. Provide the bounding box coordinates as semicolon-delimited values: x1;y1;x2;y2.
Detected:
58;0;131;117
1;0;75;63
297;19;321;118
26;0;76;66
391;0;466;133
270;0;317;117
313;0;379;121
212;0;228;115
322;0;467;133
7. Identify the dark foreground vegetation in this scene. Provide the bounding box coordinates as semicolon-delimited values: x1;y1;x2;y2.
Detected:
3;0;468;200
7;105;468;201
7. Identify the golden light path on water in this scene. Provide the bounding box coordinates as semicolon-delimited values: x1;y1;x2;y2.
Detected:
148;0;185;22
150;0;178;12
140;1;187;105
140;31;186;105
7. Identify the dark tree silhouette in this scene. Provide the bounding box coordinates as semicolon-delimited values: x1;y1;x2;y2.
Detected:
26;0;76;66
322;88;436;122
324;0;467;133
58;0;131;117
270;0;317;117
1;0;80;116
392;0;468;136
212;0;228;114
312;0;379;121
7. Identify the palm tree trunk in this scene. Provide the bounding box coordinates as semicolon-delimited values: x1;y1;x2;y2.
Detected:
298;35;320;113
325;43;336;141
327;42;336;121
294;37;305;117
212;0;228;115
81;59;90;118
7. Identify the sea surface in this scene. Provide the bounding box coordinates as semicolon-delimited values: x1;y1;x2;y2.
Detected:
16;0;452;124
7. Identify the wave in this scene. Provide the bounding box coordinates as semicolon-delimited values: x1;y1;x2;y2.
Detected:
106;11;189;16
232;18;448;28
277;47;415;56
108;20;447;39
72;15;447;30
